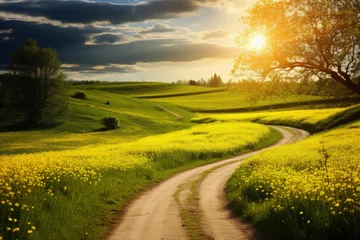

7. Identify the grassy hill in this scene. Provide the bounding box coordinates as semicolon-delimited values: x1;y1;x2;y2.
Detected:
0;83;199;154
1;82;358;154
1;81;360;240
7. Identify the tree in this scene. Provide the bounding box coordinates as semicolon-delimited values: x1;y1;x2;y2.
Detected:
101;117;119;130
233;0;360;96
208;73;223;87
7;39;68;126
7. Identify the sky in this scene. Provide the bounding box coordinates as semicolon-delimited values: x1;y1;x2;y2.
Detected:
0;0;254;82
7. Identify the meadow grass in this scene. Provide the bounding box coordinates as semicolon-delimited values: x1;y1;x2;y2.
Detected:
192;104;360;133
226;120;360;240
0;122;280;240
0;87;195;155
73;82;224;97
151;91;323;111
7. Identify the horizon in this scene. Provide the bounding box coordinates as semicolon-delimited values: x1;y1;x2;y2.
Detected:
0;0;254;82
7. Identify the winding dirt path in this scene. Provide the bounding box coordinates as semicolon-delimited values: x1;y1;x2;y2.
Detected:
109;126;309;240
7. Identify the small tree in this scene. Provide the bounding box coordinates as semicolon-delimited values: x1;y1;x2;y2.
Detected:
101;117;119;130
7;39;68;126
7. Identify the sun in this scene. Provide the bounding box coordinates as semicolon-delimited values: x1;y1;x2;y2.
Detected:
249;34;266;50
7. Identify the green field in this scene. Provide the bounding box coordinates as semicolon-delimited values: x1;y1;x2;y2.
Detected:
150;91;325;111
0;84;197;154
192;104;360;133
74;82;226;98
1;81;359;240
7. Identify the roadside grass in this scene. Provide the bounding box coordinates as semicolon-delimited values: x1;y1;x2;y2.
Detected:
174;127;281;240
226;120;360;240
0;122;279;240
192;104;360;133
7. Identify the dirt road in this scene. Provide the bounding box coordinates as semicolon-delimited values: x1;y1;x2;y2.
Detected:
109;126;309;240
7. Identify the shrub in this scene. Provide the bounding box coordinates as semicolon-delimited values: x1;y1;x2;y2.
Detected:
105;100;110;105
101;117;119;130
71;91;86;100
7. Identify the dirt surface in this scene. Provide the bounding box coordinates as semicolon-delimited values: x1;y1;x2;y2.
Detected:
109;126;309;240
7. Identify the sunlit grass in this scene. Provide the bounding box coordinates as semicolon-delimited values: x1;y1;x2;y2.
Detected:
0;88;195;155
0;122;276;239
192;104;360;132
74;82;223;97
151;91;321;111
227;119;360;239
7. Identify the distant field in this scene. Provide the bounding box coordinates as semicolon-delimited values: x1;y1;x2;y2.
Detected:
74;82;226;97
1;81;360;240
0;85;195;154
192;104;360;133
150;91;323;111
2;81;357;154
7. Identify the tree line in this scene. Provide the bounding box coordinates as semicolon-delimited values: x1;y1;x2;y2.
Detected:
175;73;224;88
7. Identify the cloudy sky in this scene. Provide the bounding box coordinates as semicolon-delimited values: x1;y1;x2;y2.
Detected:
0;0;254;82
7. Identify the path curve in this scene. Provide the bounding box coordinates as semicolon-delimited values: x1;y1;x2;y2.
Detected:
109;126;309;240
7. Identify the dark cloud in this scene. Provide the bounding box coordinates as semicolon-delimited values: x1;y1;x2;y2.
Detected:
140;23;177;34
63;64;139;74
0;18;235;73
0;0;200;24
0;19;104;65
92;33;122;44
202;30;229;40
59;38;236;65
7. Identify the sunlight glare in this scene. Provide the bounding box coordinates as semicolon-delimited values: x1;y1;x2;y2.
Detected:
249;34;266;50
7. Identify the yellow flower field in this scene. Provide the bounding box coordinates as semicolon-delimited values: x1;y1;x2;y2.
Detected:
227;121;360;239
192;108;340;125
0;122;273;239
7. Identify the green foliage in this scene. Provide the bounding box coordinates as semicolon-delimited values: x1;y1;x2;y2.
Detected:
101;117;119;130
5;39;69;127
71;91;87;100
207;73;223;87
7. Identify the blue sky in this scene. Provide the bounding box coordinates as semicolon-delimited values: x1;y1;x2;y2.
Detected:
0;0;254;82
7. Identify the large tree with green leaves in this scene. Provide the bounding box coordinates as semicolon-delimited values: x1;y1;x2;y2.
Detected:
233;0;360;96
7;39;68;126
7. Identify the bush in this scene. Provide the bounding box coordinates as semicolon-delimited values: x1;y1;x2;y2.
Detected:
105;100;110;105
101;117;119;130
71;91;86;100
